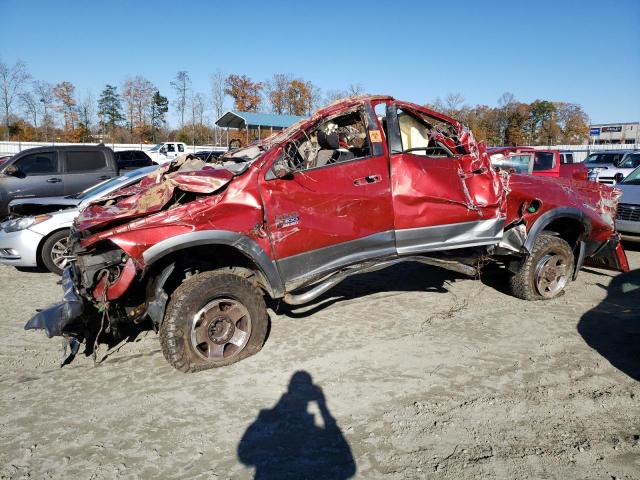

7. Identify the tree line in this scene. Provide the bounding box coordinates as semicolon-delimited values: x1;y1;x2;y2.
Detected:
427;92;590;146
0;58;589;146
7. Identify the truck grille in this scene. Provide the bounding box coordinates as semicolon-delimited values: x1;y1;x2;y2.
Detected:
617;203;640;222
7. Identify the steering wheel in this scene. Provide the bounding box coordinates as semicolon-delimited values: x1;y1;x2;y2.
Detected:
404;146;453;157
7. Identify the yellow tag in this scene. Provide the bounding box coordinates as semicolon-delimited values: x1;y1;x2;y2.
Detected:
369;130;382;143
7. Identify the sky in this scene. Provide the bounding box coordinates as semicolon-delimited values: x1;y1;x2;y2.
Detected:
1;0;639;126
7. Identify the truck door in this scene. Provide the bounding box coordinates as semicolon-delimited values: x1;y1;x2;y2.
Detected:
259;104;395;289
386;103;505;255
62;149;114;195
2;150;63;200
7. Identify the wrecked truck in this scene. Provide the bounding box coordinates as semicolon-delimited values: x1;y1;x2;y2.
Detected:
26;96;629;372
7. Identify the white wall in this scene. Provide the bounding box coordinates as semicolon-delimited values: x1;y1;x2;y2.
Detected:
532;143;639;162
0;141;227;156
2;140;637;163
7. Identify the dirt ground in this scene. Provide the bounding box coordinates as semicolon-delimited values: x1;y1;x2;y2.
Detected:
0;246;639;479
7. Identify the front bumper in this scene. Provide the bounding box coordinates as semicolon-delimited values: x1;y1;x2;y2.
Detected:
585;235;630;273
24;267;85;337
0;228;44;267
616;219;640;236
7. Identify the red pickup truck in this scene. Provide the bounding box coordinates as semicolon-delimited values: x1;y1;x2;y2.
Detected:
488;147;587;181
26;95;627;372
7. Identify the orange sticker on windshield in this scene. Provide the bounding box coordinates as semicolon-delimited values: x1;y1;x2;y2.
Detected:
369;130;382;143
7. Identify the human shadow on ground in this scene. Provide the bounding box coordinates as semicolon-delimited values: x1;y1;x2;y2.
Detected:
271;262;463;319
238;371;356;480
577;268;640;381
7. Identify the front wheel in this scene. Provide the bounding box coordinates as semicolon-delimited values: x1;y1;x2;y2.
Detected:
159;270;269;372
509;234;574;300
41;229;71;275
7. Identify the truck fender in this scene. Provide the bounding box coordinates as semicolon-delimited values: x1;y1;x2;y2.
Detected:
523;207;591;253
142;230;285;298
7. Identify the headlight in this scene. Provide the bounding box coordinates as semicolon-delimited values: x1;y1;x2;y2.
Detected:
1;215;51;233
587;167;603;174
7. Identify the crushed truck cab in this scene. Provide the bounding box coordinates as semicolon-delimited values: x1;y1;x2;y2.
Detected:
26;96;629;372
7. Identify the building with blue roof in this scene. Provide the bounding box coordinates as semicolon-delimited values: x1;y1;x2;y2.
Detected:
215;111;306;146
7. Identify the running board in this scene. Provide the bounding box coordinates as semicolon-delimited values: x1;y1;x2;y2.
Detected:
282;256;477;306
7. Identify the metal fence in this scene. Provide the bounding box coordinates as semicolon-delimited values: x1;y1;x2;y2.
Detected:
0;141;227;155
532;143;640;163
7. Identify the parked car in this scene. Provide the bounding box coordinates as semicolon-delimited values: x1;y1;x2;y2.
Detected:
614;165;640;241
584;149;639;184
0;165;158;274
193;150;223;162
0;145;123;219
146;142;188;164
591;151;640;185
27;95;628;372
488;147;587;180
114;150;154;170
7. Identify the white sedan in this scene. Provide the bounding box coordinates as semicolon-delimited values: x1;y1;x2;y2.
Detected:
0;166;157;274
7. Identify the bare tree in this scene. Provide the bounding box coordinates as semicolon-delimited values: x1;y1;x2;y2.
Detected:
20;91;38;128
347;83;364;96
0;59;31;138
210;69;226;120
498;92;515;108
77;91;95;138
171;71;191;128
323;83;362;105
265;73;292;114
33;81;55;141
444;93;465;115
190;92;206;145
497;92;516;144
122;76;156;141
210;69;226;145
309;83;323;112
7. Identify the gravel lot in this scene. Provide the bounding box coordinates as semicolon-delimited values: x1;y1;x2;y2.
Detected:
1;247;639;479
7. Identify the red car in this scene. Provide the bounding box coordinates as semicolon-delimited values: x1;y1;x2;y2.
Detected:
27;96;628;372
488;147;587;181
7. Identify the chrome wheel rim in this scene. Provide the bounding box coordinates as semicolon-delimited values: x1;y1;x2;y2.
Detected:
534;253;569;298
191;298;251;360
51;237;69;270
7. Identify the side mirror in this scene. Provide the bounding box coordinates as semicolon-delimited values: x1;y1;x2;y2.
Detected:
160;147;166;154
270;158;294;179
614;172;625;184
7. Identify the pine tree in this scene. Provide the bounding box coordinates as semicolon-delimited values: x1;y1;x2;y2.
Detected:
150;91;168;142
97;84;124;138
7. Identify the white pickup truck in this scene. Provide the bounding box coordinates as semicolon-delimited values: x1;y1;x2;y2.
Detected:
146;142;188;164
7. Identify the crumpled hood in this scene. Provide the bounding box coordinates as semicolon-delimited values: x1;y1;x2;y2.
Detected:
507;174;622;229
76;155;234;232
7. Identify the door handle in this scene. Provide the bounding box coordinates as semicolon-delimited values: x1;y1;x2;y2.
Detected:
98;175;111;180
46;178;62;183
353;175;382;186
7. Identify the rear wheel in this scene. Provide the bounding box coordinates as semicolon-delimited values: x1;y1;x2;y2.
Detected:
40;229;71;275
159;270;269;372
510;233;574;300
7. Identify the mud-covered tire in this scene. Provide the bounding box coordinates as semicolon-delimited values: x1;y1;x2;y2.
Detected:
40;229;70;275
159;270;269;373
509;233;574;301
